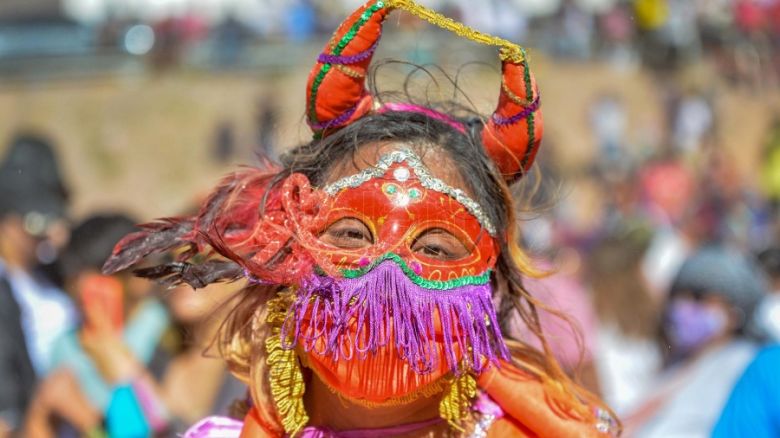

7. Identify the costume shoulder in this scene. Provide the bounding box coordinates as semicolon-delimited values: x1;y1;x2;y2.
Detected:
182;416;244;438
479;363;615;437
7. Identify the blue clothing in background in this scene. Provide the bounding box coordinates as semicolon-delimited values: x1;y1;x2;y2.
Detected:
50;299;169;410
712;345;780;438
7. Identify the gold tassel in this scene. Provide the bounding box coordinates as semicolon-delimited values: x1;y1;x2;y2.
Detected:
438;372;477;431
384;0;525;63
265;293;309;436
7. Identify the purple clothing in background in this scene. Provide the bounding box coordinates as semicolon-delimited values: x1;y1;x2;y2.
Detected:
510;261;597;370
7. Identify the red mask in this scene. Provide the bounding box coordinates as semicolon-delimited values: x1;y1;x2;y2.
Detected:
317;148;499;282
281;149;507;404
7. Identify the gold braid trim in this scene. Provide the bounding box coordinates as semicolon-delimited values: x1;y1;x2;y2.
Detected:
335;64;365;79
265;292;309;436
385;0;526;63
439;372;477;431
502;80;533;106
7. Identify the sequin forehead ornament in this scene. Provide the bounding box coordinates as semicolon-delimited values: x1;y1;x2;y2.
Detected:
323;148;497;236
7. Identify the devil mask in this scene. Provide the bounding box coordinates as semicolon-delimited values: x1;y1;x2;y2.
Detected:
274;146;506;403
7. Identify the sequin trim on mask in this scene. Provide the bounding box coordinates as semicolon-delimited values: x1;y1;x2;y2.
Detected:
341;253;491;290
322;149;497;236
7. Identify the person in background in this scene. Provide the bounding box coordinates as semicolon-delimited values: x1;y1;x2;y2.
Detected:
712;344;780;437
625;243;768;437
0;133;76;434
508;252;600;393
754;246;780;342
588;230;663;416
24;213;244;437
25;213;169;437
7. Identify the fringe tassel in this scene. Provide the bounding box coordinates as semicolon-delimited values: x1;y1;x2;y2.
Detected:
439;372;477;431
265;294;309;436
281;260;509;375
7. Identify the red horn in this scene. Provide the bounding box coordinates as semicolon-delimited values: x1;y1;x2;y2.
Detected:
306;1;392;137
482;53;543;182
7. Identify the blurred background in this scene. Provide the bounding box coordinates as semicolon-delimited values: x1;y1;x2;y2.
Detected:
1;0;780;436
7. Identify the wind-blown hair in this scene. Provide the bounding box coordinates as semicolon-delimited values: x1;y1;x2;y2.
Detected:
104;108;612;431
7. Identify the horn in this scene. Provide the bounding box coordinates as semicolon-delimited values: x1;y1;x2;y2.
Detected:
481;51;543;182
306;1;393;137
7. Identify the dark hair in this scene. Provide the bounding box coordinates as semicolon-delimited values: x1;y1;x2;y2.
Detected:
0;132;69;219
588;232;659;339
61;213;138;279
758;247;780;280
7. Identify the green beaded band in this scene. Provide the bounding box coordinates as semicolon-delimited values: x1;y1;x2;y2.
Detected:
341;252;491;290
308;1;386;125
520;48;536;170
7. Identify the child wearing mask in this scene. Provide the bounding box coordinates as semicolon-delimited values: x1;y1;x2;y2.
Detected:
625;244;768;437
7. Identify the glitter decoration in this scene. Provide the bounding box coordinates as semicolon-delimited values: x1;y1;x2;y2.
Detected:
393;166;411;182
520;51;538;170
341;252;491;290
594;408;618;435
468;414;497;438
384;0;525;63
394;192;411;207
323;149;497;235
317;40;380;65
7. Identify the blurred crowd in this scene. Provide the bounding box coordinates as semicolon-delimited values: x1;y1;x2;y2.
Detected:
51;0;780;81
513;69;780;434
6;0;780;84
0;1;780;438
0;134;246;437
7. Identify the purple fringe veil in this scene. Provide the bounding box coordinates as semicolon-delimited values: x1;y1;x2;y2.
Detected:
280;260;509;375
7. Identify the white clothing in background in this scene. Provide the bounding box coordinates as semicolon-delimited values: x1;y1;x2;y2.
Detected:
595;324;662;415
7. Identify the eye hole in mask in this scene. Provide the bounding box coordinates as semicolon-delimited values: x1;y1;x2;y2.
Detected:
320;217;471;261
320;217;373;249
410;227;470;261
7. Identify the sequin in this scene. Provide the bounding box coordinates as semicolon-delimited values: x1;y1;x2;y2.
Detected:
393;166;411;182
468;413;497;438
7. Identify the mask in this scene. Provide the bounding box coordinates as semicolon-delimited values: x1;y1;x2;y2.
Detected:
667;299;728;355
280;149;508;403
755;294;780;342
